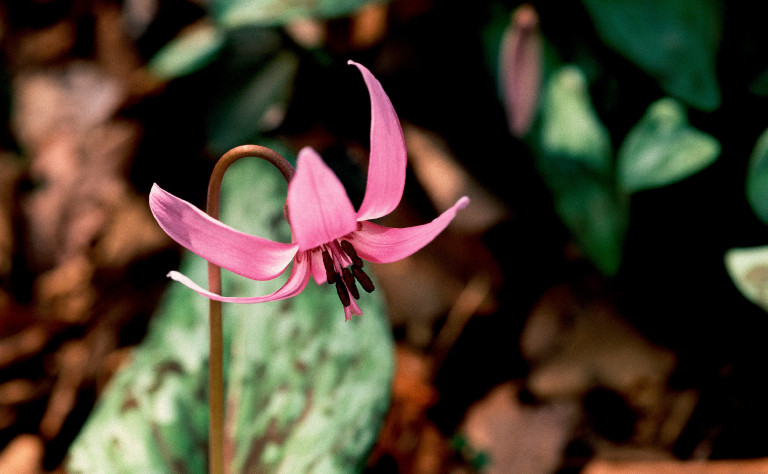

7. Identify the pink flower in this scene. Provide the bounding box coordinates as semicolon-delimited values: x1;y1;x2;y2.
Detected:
149;61;469;320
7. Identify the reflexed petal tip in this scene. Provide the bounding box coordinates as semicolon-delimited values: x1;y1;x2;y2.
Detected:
165;253;311;303
347;60;408;222
350;195;470;264
149;183;299;281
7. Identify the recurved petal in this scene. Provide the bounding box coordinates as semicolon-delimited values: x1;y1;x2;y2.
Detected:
166;254;310;303
150;183;298;280
350;196;470;263
349;61;408;222
287;147;357;251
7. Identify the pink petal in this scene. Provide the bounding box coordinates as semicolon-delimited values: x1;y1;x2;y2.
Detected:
349;61;408;222
150;184;298;280
308;250;328;284
166;254;310;303
350;196;470;263
287;147;357;251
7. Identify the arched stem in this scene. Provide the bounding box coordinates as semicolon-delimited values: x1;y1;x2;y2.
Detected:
205;145;294;474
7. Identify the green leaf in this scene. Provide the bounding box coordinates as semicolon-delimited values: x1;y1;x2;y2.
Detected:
211;0;384;28
537;65;625;275
581;0;722;111
617;98;720;193
725;246;768;313
749;67;768;97
747;128;768;225
147;22;226;80
540;65;612;177
553;167;627;276
207;50;300;155
67;152;394;473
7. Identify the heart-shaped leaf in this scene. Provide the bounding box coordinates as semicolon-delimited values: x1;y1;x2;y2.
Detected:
540;65;612;177
617;98;720;193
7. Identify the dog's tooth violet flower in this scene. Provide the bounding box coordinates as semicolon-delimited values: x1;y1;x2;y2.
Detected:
149;61;469;320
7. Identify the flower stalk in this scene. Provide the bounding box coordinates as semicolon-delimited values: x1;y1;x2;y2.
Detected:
204;145;294;474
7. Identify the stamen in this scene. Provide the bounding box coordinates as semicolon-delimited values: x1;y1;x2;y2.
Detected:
334;279;350;307
322;250;336;284
351;265;375;292
342;268;360;299
340;240;364;267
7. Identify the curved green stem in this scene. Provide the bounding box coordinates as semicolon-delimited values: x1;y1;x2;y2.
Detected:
206;145;294;474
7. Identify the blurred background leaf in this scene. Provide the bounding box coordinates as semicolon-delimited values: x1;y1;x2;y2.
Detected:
211;0;384;28
725;246;768;313
207;49;300;155
747;128;768;225
536;65;625;275
581;0;723;111
539;65;612;177
146;21;226;81
617;98;720;193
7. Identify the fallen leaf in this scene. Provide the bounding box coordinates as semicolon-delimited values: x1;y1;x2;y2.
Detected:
460;382;580;474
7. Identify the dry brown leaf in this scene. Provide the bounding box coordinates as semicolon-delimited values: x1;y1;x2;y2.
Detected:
583;457;768;474
94;2;144;85
0;379;44;406
404;124;512;234
392;346;438;419
0;325;56;369
371;346;449;473
5;20;77;67
12;62;126;153
39;341;89;439
459;382;580;474
33;255;96;324
350;2;389;50
0;435;44;474
0;154;21;278
92;193;172;269
521;285;676;401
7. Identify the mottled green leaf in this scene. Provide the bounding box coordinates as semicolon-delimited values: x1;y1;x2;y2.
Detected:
617;98;720;193
725;246;768;313
147;22;226;80
747;128;768;225
211;0;384;28
67;153;394;473
540;65;612;177
581;0;722;111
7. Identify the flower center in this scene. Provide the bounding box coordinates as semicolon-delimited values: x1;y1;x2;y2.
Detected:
322;240;375;308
